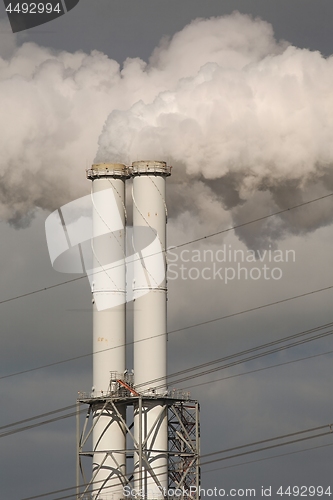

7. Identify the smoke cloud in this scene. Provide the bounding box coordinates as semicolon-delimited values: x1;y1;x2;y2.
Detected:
2;13;333;246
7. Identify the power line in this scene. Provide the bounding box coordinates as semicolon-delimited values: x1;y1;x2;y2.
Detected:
203;441;333;474
3;348;332;438
135;320;333;388
200;423;333;460
0;403;78;431
0;409;85;439
181;348;333;390
2;282;333;381
152;324;333;390
1;191;333;309
18;422;333;500
200;429;333;467
1;191;333;383
174;192;333;250
3;320;333;439
3;190;333;498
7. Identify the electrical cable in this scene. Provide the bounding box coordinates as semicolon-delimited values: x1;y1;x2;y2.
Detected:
203;441;333;474
2;323;333;439
200;429;333;467
135;320;333;388
200;423;333;459
181;347;333;390
18;422;333;500
150;326;333;390
0;317;332;433
3;190;333;498
1;191;333;308
0;409;86;439
1;192;332;383
2;283;333;381
0;403;79;431
2;319;333;436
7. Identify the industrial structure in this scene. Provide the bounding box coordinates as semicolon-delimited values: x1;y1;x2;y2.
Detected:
76;161;200;500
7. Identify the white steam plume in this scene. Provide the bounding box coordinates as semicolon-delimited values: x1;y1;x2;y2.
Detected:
1;13;333;247
96;13;333;247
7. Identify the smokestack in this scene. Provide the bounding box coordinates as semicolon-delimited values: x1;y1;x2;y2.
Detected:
78;159;199;499
87;162;129;500
131;160;171;496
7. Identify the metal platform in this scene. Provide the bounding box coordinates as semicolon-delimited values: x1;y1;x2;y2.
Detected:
76;376;200;500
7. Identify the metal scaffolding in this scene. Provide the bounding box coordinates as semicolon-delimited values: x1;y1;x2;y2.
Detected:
168;401;200;496
76;376;200;500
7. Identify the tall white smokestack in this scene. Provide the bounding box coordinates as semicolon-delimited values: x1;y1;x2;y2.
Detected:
87;163;128;500
132;160;171;496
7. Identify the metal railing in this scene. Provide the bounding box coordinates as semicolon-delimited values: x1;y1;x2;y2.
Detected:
77;388;190;401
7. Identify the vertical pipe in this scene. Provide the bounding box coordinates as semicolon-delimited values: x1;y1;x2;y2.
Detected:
87;163;128;500
139;396;143;493
132;160;171;498
76;401;80;500
196;402;200;499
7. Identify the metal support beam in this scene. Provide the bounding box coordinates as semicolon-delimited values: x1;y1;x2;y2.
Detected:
76;401;80;499
168;401;201;499
76;394;200;500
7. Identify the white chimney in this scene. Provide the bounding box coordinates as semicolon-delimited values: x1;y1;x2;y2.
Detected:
87;162;129;500
131;160;171;496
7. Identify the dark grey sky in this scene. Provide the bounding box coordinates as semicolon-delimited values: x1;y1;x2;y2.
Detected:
1;2;333;499
1;0;333;59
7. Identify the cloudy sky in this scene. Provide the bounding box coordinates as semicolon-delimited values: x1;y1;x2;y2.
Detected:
1;1;333;499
